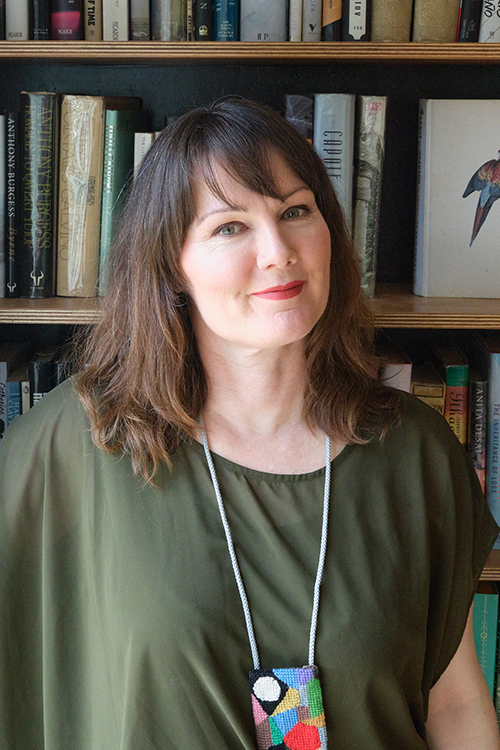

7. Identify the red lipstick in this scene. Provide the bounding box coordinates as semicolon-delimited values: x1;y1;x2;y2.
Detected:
252;281;304;300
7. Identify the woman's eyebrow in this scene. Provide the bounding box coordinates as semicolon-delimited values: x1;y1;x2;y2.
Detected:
195;185;311;226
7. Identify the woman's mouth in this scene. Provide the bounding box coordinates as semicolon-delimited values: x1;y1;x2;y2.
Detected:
251;281;305;300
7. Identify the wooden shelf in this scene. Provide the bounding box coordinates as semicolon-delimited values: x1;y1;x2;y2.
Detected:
481;550;500;581
1;286;500;327
3;41;500;65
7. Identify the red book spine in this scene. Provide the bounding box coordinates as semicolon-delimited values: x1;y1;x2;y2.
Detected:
51;0;84;39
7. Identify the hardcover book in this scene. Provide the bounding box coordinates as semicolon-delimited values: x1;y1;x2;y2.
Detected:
414;99;500;298
473;591;499;698
0;114;5;298
20;91;60;299
322;0;341;40
284;94;314;142
134;132;156;176
302;0;322;42
32;0;51;39
131;0;150;39
410;362;446;414
433;345;469;445
378;343;412;392
214;0;238;40
371;0;412;41
313;93;355;229
240;0;286;41
52;0;84;39
5;0;29;39
84;0;102;39
194;0;214;39
152;0;187;40
288;0;302;41
458;0;483;41
468;367;488;493
29;345;58;406
341;0;371;40
5;111;20;298
0;343;32;441
103;0;129;40
412;0;461;41
479;1;500;42
352;95;387;298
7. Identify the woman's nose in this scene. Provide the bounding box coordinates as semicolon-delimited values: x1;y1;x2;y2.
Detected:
255;225;296;270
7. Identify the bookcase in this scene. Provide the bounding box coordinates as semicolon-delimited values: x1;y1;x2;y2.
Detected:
1;41;500;577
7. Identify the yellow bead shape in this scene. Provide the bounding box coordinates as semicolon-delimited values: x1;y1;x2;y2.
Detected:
271;686;301;715
302;711;326;728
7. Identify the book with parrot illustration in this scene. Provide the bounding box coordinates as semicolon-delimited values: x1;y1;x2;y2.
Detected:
414;99;500;298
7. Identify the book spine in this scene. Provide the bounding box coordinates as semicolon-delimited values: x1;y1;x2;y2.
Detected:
194;0;213;39
284;94;314;142
20;92;59;299
6;380;20;426
21;378;30;413
187;0;194;39
5;111;20;298
240;0;285;41
413;99;429;297
5;0;29;39
134;132;155;176
322;0;341;40
443;367;469;445
468;376;488;493
457;0;482;41
487;351;500;548
302;0;322;41
341;0;371;40
352;95;386;298
130;0;150;39
0;360;7;439
412;0;461;42
151;0;187;40
214;0;238;40
0;115;5;299
84;0;103;39
479;1;500;42
0;0;5;39
313;93;355;230
29;359;56;405
102;0;129;40
289;0;302;41
57;96;104;297
371;0;412;41
473;592;499;698
32;0;51;39
52;0;84;39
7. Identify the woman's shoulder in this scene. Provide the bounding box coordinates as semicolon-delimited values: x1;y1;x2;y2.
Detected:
390;389;461;447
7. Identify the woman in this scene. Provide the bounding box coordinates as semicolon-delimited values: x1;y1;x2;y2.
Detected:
0;98;498;749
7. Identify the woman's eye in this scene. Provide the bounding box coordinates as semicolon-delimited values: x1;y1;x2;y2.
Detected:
215;223;241;236
283;206;309;220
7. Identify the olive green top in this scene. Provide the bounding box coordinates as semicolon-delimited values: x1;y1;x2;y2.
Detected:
0;379;497;749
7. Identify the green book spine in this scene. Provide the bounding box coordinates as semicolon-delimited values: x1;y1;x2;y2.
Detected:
473;592;499;699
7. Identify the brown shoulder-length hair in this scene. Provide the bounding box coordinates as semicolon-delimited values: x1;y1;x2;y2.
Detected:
74;97;400;483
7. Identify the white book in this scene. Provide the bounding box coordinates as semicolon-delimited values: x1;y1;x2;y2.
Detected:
103;0;129;40
134;132;156;176
240;0;287;41
313;93;355;229
414;99;500;298
479;2;500;42
5;0;29;40
289;0;302;40
302;0;322;41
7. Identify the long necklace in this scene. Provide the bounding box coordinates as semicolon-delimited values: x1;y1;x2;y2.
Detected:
201;427;331;750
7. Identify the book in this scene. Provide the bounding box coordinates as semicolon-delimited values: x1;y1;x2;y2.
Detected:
341;0;371;40
151;0;187;40
214;0;238;40
284;94;314;143
377;343;412;392
187;0;194;39
479;2;500;42
51;0;84;39
5;0;29;39
288;0;302;41
98;107;148;295
0;342;32;441
29;345;59;406
302;0;322;42
313;93;355;230
457;0;483;41
322;0;341;40
433;345;469;445
6;364;28;425
414;99;500;298
134;131;156;176
0;114;5;297
32;0;51;39
412;0;462;41
84;0;102;39
5;111;20;298
410;362;446;414
0;0;5;39
468;367;488;493
352;95;387;298
371;0;413;41
473;590;499;699
240;0;286;41
130;0;150;39
102;0;129;40
20;91;60;299
194;0;214;39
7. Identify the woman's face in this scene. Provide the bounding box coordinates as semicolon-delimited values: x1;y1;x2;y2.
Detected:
180;152;331;356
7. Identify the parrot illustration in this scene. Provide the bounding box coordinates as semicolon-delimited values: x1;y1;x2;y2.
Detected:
463;151;500;245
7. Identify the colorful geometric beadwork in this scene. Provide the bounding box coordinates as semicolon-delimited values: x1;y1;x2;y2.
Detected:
249;666;328;749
